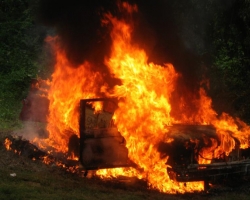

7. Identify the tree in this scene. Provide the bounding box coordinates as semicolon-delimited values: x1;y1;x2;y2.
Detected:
209;0;250;122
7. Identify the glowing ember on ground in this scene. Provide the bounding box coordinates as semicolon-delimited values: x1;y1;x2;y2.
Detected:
4;138;12;151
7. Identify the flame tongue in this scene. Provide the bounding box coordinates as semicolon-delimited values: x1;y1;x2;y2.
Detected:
105;11;178;142
95;8;204;193
105;11;173;167
44;37;106;152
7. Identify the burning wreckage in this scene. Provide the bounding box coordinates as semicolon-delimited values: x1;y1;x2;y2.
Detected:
17;80;250;190
11;2;250;192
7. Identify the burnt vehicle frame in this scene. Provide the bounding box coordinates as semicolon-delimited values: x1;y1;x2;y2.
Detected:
159;124;250;188
20;83;250;187
78;99;250;185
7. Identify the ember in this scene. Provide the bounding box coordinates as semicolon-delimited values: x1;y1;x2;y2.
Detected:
4;138;12;151
4;135;80;174
16;1;250;194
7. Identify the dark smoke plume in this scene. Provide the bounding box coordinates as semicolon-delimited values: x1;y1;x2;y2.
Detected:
37;1;196;71
37;0;117;68
36;0;236;120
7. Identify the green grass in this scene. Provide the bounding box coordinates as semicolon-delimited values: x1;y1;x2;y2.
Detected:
0;132;175;200
0;166;173;200
0;119;22;131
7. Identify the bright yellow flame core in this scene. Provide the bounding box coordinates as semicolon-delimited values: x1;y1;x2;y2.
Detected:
4;138;12;151
97;11;203;193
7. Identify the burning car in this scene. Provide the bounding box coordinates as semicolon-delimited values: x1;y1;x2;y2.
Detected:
158;124;250;189
16;2;250;193
19;85;250;191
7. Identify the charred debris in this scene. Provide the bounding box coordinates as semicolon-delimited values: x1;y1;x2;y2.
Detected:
10;79;250;191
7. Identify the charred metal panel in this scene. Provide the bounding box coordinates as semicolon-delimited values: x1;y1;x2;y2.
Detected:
79;98;131;170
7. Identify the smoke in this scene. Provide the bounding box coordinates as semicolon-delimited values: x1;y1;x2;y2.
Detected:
35;0;236;119
36;0;117;67
17;121;48;141
36;0;198;81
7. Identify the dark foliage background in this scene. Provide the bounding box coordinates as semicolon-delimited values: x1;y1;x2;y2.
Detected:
167;0;250;122
208;0;250;121
0;0;249;125
0;0;50;122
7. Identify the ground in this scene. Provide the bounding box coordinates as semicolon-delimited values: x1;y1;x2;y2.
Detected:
0;129;250;200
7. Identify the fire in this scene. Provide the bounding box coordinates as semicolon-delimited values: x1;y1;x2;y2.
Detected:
96;6;204;193
29;1;250;194
42;36;106;152
4;138;12;151
213;113;250;156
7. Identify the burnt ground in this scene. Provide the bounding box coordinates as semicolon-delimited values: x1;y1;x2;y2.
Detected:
1;130;250;200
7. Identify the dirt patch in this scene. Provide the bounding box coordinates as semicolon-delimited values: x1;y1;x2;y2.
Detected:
1;131;250;200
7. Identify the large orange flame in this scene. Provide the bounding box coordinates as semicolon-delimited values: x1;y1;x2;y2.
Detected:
42;37;106;152
36;2;250;194
96;6;204;193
